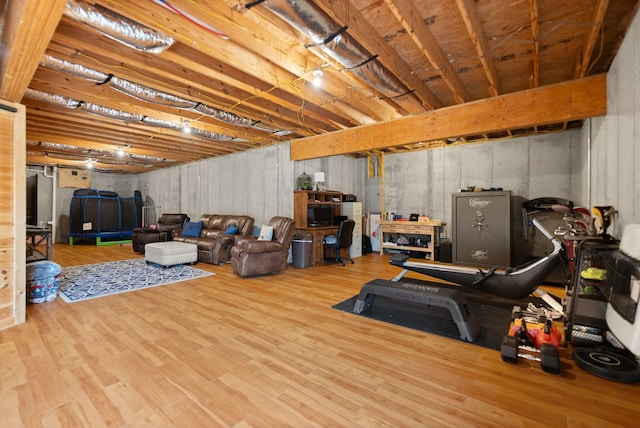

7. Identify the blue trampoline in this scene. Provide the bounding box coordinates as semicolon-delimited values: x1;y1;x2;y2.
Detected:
69;189;143;245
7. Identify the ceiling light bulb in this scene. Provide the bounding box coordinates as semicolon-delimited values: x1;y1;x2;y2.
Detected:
117;149;125;157
312;69;323;87
182;120;191;133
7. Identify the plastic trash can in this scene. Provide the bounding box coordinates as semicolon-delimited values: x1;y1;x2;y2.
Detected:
292;234;312;268
26;260;62;303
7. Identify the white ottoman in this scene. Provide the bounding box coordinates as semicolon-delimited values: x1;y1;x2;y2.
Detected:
145;241;198;266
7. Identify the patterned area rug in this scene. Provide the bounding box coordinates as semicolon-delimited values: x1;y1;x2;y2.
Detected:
59;258;213;303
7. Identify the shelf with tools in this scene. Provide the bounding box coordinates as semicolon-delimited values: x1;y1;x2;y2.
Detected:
379;220;442;260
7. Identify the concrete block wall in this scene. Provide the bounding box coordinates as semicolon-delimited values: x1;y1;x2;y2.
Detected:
135;143;365;232
52;123;584;251
140;144;293;229
587;8;640;238
381;130;582;238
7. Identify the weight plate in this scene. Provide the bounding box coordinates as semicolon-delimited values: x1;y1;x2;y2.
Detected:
572;347;640;383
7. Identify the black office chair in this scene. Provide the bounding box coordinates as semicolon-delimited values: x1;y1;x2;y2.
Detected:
323;219;356;266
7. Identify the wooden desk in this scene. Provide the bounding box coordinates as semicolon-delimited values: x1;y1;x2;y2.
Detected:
378;220;442;260
26;227;52;262
295;226;338;266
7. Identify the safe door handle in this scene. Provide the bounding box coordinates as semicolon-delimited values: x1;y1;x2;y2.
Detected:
472;217;487;231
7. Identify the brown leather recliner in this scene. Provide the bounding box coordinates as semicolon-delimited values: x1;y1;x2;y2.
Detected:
132;213;189;253
173;214;254;264
230;216;295;277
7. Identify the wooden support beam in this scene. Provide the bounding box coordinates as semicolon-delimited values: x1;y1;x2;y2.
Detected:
291;74;606;160
0;0;67;101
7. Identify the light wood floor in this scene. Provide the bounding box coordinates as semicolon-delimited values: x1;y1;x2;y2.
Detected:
3;243;639;427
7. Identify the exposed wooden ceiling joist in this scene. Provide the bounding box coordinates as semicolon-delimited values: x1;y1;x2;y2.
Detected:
578;0;610;77
529;0;540;88
384;0;470;103
0;0;636;173
315;0;441;110
454;0;501;97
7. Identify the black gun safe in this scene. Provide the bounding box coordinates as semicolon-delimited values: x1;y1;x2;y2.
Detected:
452;191;511;268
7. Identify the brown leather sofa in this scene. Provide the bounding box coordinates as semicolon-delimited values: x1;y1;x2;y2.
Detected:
173;214;254;264
132;213;190;253
230;216;295;277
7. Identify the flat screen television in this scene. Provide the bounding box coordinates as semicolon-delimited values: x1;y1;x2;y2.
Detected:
307;207;333;227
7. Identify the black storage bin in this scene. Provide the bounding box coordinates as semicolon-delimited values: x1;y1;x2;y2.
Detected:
439;240;452;263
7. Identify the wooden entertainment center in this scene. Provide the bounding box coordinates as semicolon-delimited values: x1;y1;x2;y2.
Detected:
293;190;342;228
293;190;342;266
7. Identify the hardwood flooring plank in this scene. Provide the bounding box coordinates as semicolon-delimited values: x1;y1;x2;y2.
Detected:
161;396;226;427
66;364;126;427
104;379;173;426
1;243;638;427
276;387;357;426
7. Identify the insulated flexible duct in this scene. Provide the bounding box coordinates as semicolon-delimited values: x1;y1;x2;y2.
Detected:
29;141;174;165
24;88;234;142
41;55;109;83
82;103;145;123
64;0;175;53
141;116;233;141
110;76;197;109
256;0;408;98
40;56;266;131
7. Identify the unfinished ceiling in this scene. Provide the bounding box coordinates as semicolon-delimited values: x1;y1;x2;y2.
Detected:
1;0;638;173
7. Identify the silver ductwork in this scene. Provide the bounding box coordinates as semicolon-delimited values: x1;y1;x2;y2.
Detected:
24;88;234;142
40;55;267;131
141;116;233;141
194;103;254;127
64;0;175;53
26;90;82;109
41;55;109;83
110;76;196;108
190;127;236;141
256;0;408;98
83;103;145;123
28;141;175;165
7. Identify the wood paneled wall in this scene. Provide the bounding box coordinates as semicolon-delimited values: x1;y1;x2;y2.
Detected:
0;100;26;330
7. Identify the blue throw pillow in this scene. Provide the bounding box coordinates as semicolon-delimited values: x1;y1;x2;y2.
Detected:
224;224;239;234
181;221;202;237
